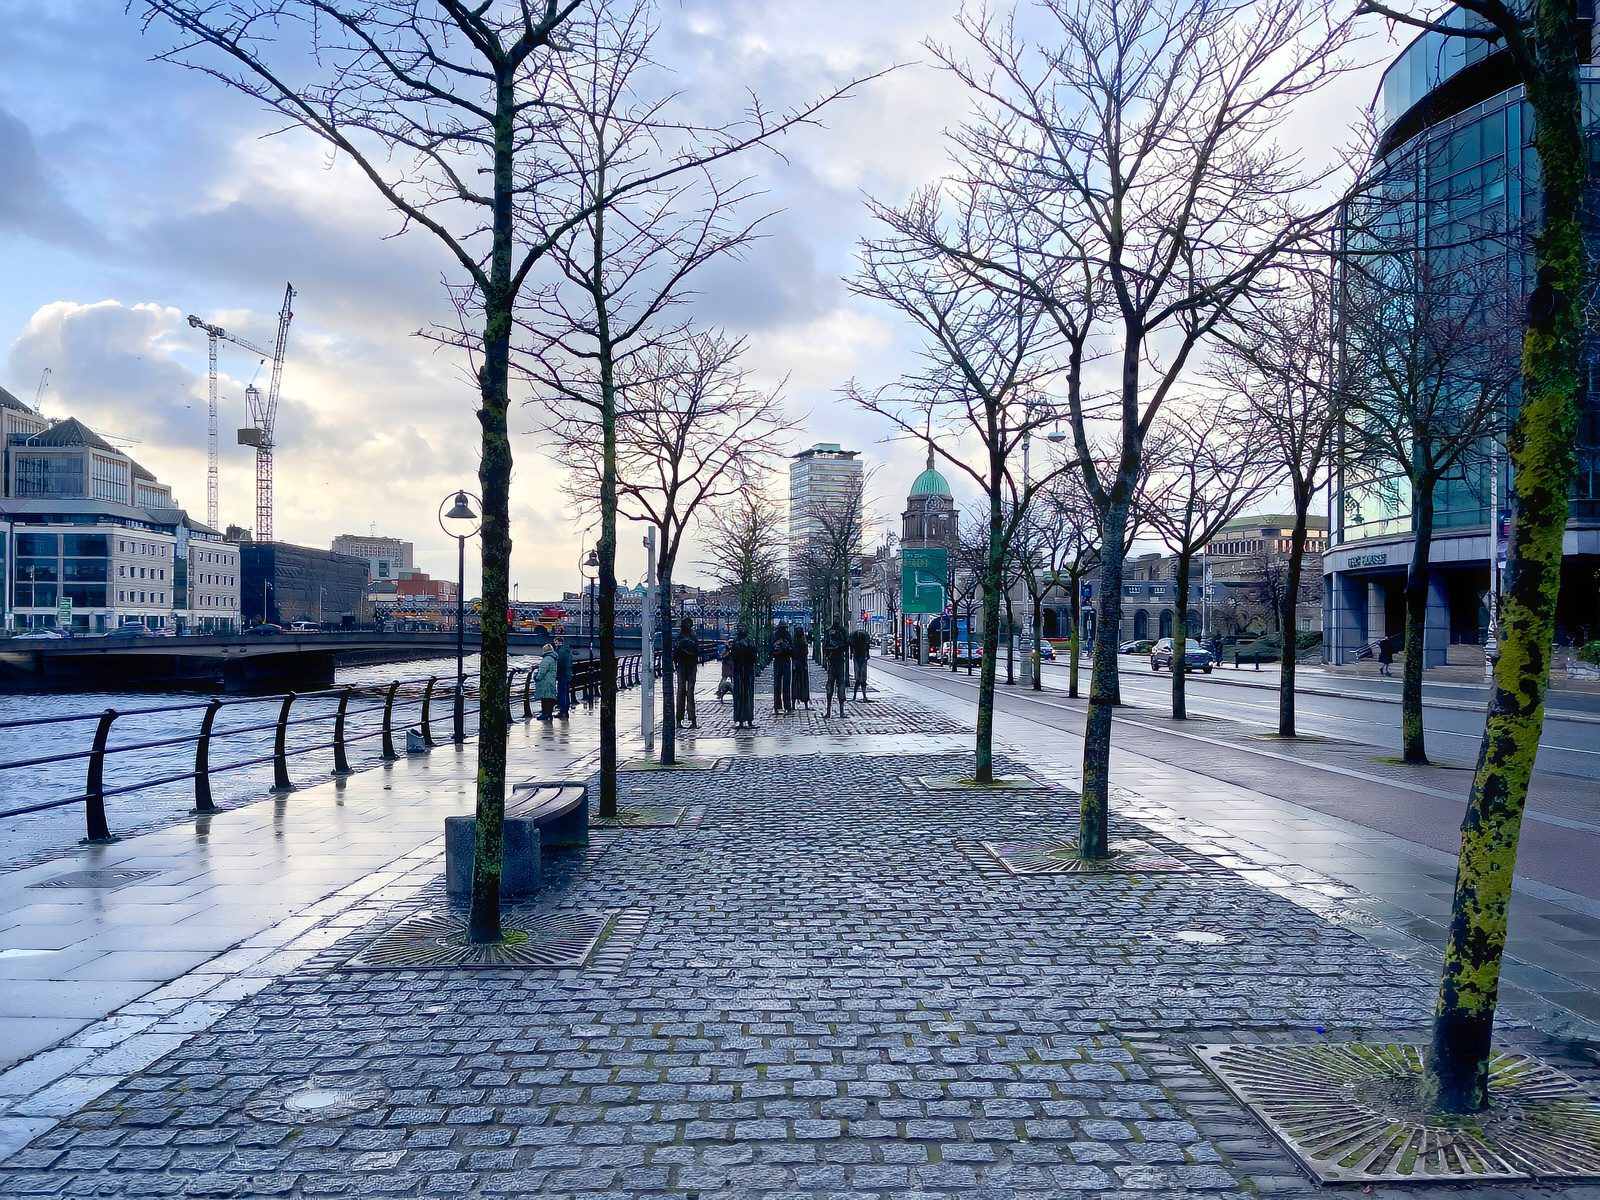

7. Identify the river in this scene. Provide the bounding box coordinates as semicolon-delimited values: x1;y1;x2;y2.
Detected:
0;654;545;871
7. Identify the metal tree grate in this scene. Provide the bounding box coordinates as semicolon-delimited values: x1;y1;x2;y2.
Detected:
592;804;689;829
29;868;159;890
981;839;1191;875
344;909;616;970
1196;1042;1600;1183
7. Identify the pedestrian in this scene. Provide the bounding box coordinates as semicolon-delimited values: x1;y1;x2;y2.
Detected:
850;626;870;701
555;635;573;718
824;618;849;717
729;625;758;728
673;616;700;728
770;620;794;714
792;626;811;708
1378;635;1395;677
533;641;558;720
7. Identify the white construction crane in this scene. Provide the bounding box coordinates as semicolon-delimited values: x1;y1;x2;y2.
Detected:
186;283;294;540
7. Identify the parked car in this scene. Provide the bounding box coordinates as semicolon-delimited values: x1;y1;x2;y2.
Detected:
1149;637;1215;673
1118;639;1154;656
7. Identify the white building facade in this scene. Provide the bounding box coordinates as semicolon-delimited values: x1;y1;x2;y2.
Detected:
787;442;863;591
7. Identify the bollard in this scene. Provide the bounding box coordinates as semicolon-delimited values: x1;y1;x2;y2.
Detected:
1254;654;1260;672
421;677;437;747
381;680;400;761
332;686;353;776
272;693;297;792
193;698;223;813
82;708;119;844
522;665;533;720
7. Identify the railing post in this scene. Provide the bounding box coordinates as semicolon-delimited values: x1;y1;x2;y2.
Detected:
421;676;437;746
332;686;353;776
522;665;533;719
506;668;517;724
381;681;400;761
272;693;296;793
193;699;222;814
82;708;119;844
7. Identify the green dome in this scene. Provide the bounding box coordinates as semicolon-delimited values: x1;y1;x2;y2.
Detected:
909;467;951;499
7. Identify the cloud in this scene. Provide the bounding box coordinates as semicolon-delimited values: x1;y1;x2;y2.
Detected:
0;105;103;248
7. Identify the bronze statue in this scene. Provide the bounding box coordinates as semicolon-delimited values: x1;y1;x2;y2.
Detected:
850;627;871;700
769;620;794;714
792;627;811;707
673;616;700;728
823;618;849;717
729;626;758;728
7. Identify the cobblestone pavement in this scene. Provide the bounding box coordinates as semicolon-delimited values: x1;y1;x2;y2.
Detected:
5;679;1600;1198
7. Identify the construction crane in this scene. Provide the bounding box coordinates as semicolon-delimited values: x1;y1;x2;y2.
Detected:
186;283;294;539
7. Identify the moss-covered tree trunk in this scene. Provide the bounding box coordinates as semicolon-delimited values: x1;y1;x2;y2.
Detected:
594;200;620;820
1081;494;1130;860
1426;0;1584;1114
466;73;518;945
1401;487;1436;763
1278;504;1311;737
658;553;675;766
974;465;1006;782
1171;552;1192;720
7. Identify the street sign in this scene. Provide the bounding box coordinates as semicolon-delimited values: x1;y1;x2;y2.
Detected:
58;597;72;626
901;547;948;615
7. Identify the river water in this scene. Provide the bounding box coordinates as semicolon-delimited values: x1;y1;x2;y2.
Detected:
0;654;544;870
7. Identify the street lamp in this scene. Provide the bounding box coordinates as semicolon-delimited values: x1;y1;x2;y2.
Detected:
262;580;274;627
439;490;482;745
580;548;600;705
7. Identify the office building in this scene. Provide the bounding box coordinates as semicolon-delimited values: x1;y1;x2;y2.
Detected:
1324;18;1600;664
331;532;414;583
787;442;863;589
239;541;368;626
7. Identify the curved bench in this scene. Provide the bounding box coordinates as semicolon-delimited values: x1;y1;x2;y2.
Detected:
508;779;589;848
444;780;589;901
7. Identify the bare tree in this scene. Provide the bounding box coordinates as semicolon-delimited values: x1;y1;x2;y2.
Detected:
519;0;868;815
705;493;786;641
1340;227;1518;764
910;0;1358;856
1216;261;1344;734
846;181;1074;783
551;330;789;764
798;473;873;652
1144;402;1278;718
1033;474;1100;698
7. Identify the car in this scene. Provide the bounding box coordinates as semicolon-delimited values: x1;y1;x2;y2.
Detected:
1118;639;1154;656
247;623;286;635
1149;637;1215;673
1020;639;1056;661
288;621;320;632
108;625;147;638
11;628;66;640
946;640;983;667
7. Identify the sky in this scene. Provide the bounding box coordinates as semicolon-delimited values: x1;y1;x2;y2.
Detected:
0;1;1395;600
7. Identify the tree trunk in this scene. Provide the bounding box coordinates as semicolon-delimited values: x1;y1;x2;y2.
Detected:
1279;496;1311;737
1172;552;1191;720
1081;496;1130;859
1402;488;1435;765
595;231;620;818
1004;590;1015;684
466;74;518;945
1427;0;1584;1113
658;555;675;767
975;479;1006;782
1032;592;1044;691
1068;581;1081;699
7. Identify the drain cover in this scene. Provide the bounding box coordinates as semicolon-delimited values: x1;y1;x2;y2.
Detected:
247;1077;387;1124
346;909;615;970
29;869;158;890
1149;930;1232;946
1197;1042;1600;1183
981;839;1190;875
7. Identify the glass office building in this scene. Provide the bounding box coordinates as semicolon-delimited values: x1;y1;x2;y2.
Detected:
1324;17;1600;664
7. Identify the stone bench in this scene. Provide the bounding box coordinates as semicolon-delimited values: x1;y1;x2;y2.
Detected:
444;780;588;901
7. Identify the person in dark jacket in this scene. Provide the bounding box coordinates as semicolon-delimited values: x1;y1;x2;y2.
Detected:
673;617;700;727
1378;634;1395;677
769;621;794;714
849;626;871;700
555;636;574;718
729;626;758;728
792;626;811;708
823;619;849;717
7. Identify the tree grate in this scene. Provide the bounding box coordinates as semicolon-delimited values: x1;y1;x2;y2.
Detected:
592;804;693;829
343;909;616;970
29;868;159;890
980;838;1192;875
1196;1041;1600;1183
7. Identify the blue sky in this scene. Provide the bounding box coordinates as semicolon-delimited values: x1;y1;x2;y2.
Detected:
0;1;1390;597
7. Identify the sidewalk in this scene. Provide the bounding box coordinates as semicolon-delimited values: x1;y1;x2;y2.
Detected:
2;671;1598;1197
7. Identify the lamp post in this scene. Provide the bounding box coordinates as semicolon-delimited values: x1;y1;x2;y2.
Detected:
262;580;273;627
439;490;482;746
580;548;599;705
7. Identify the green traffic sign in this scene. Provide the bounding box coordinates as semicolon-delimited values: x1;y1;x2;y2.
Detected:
901;547;948;615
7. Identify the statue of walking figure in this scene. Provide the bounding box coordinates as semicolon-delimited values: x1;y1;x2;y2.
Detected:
729;626;758;729
792;626;811;708
850;626;871;701
770;620;794;714
823;618;849;717
673;616;700;728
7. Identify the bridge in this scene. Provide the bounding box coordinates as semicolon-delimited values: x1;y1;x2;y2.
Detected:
0;629;676;691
